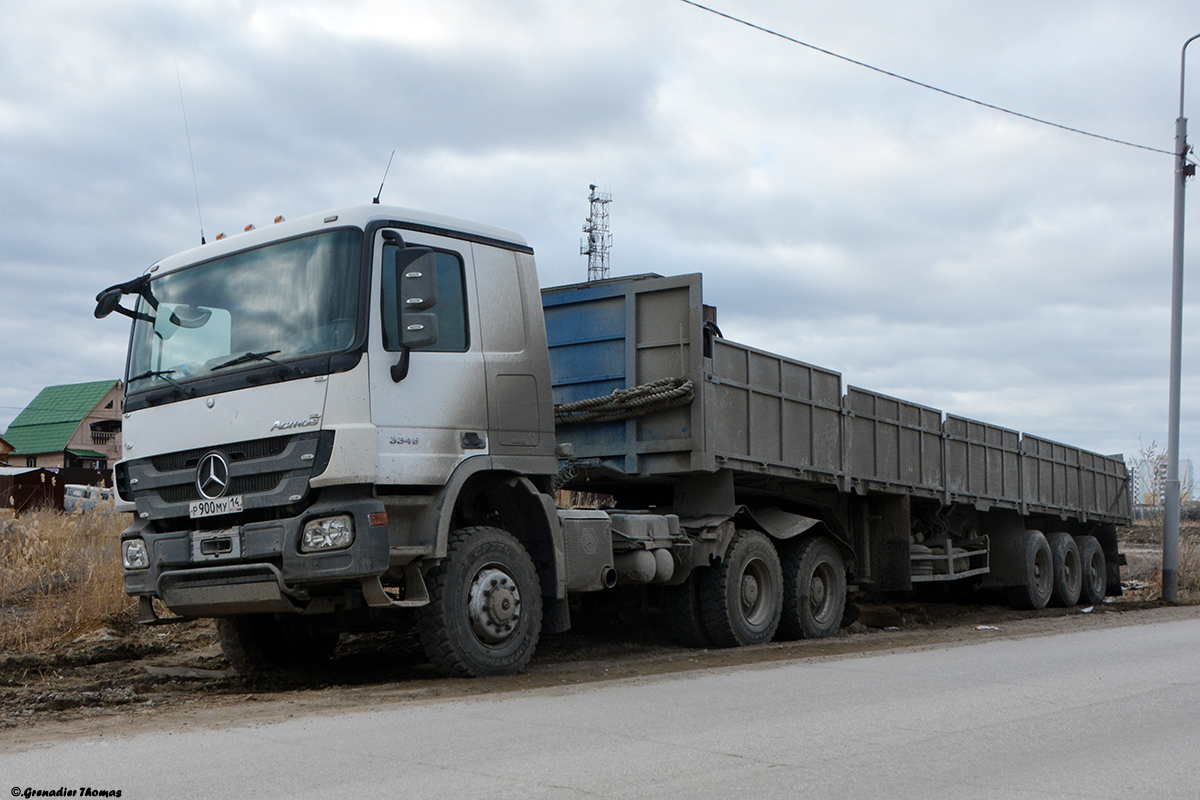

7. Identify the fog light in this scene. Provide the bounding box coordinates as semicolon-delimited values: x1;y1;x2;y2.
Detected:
301;515;355;552
122;539;149;570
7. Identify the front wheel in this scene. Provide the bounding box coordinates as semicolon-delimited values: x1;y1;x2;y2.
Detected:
416;526;543;677
779;536;846;640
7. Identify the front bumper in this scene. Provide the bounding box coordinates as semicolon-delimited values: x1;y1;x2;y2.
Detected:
122;488;388;617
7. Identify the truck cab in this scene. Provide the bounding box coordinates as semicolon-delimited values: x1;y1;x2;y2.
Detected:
102;205;560;674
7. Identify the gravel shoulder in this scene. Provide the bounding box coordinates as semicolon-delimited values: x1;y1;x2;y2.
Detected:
4;597;1198;749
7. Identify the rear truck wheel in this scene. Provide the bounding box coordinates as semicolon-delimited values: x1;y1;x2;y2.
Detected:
1075;535;1107;606
217;614;340;673
1046;532;1082;607
1006;530;1053;610
416;526;543;677
665;571;713;647
779;536;847;640
699;530;783;647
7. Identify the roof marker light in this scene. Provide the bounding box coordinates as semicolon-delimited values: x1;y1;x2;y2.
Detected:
274;215;285;223
244;223;255;232
215;233;226;240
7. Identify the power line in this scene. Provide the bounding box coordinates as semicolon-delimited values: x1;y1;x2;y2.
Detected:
677;0;1174;157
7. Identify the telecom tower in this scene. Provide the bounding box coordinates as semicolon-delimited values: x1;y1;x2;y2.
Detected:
581;184;612;282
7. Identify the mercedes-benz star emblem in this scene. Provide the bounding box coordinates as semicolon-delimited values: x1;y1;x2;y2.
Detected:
196;452;230;499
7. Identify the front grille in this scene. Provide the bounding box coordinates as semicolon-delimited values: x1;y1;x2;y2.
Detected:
151;436;291;472
124;431;326;519
159;471;289;504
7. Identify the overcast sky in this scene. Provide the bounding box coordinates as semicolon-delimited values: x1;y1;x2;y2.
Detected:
2;0;1198;467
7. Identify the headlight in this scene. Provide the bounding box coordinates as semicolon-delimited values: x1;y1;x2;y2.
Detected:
122;539;149;570
301;515;355;552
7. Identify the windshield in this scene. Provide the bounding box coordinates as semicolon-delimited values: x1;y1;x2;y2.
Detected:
127;229;362;394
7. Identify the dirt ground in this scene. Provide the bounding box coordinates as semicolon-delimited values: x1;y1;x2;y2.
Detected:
4;594;1198;749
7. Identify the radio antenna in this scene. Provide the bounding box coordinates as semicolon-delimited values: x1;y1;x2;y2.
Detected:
175;61;206;245
373;150;395;204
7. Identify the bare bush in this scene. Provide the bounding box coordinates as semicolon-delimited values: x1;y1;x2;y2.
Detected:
1179;529;1200;598
1119;521;1200;602
0;506;134;651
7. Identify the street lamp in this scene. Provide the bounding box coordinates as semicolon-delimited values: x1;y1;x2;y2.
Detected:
1163;33;1200;603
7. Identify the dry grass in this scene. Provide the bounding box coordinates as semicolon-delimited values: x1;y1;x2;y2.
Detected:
0;505;135;652
1120;521;1200;602
1180;529;1200;598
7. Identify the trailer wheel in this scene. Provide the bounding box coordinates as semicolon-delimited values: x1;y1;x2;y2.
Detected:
216;615;340;673
1006;530;1053;610
1046;532;1082;607
416;526;543;677
664;572;713;647
779;536;846;640
1076;535;1107;605
699;530;782;647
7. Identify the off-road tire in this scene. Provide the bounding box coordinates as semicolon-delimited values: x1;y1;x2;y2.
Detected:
665;572;713;648
217;614;340;673
778;536;847;640
416;526;543;677
1075;535;1107;606
1046;532;1082;608
698;530;783;647
1006;530;1053;610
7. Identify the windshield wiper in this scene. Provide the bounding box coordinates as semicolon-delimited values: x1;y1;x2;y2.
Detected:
129;369;194;400
211;350;283;371
129;369;187;390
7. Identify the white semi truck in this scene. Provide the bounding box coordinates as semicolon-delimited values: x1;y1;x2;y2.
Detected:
96;204;1131;676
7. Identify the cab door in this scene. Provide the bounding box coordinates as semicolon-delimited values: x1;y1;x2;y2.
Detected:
368;228;487;485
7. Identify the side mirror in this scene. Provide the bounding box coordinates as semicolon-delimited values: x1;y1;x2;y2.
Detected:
400;313;438;349
395;249;439;350
396;249;438;311
168;304;212;329
94;288;123;319
95;274;156;323
389;248;440;382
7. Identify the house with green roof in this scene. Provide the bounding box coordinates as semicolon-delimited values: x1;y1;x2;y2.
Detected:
2;380;123;470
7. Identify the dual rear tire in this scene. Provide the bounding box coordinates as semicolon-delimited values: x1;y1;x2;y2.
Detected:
666;531;846;647
1006;530;1106;610
1076;535;1107;605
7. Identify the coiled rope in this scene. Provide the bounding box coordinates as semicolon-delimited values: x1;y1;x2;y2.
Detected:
554;377;695;424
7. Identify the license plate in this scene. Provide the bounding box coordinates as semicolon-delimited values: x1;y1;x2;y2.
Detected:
189;495;244;519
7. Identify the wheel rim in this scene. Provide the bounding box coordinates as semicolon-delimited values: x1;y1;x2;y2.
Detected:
740;557;774;627
1064;549;1079;588
1033;548;1053;596
467;565;522;645
1087;550;1104;593
808;560;837;624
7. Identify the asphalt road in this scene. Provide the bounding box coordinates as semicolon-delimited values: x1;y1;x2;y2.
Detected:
4;614;1200;799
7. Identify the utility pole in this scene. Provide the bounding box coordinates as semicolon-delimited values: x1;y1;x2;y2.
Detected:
581;184;613;282
1164;33;1200;602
